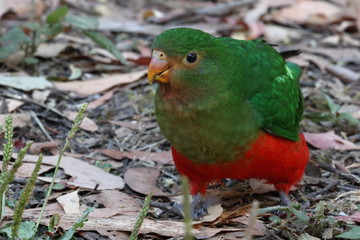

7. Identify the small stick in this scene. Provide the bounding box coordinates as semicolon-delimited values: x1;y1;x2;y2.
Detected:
306;180;340;198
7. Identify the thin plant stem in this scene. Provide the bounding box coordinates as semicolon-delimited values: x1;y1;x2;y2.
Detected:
182;176;193;240
35;104;88;230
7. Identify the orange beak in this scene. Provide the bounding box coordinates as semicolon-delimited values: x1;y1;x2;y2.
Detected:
148;50;171;84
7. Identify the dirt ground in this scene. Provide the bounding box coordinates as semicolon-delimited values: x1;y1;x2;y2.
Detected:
0;0;360;239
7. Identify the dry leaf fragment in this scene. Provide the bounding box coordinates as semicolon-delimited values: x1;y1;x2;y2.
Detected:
303;47;360;64
325;64;360;84
84;190;140;211
34;43;68;58
57;191;81;215
0;162;53;178
124;167;176;196
5;99;24;112
304;131;360;150
0;113;31;128
64;111;99;132
97;149;173;164
29;141;59;155
0;0;45;18
20;154;125;190
271;0;342;25
88;90;115;109
54;69;147;95
0;76;53;91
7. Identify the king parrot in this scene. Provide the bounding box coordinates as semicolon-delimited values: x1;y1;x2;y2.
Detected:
147;28;309;217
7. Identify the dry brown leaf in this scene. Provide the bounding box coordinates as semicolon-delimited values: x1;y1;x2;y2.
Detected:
264;25;303;43
64;111;99;132
301;53;330;71
88;90;115;109
97;149;173;164
53;69;147;95
304;131;360;150
32;90;51;104
0;113;31;128
271;0;342;25
29;141;59;155
325;64;360;83
303;47;360;64
124;167;177;196
5;99;24;112
34;43;68;58
57;191;81;215
114;127;132;138
0;162;53;178
230;214;268;236
83;190;141;212
0;0;45;18
20;154;125;190
108;120;139;130
193;203;223;224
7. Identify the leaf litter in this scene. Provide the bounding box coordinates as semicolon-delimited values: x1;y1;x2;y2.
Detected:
0;0;360;239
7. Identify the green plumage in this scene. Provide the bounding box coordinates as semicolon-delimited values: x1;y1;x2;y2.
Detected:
152;28;304;164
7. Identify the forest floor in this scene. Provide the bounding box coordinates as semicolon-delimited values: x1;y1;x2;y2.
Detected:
0;0;360;239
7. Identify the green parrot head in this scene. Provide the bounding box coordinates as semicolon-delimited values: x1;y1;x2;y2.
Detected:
148;28;232;98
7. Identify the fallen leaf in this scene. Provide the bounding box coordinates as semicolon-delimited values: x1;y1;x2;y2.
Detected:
0;162;53;178
18;153;125;190
31;90;51;104
29;141;59;155
264;25;303;43
5;99;24;112
325;64;360;83
299;233;321;240
83;190;141;212
108;120;138;130
304;131;360;150
0;0;45;18
0;76;53;91
336;211;360;223
114;127;132;138
271;0;342;25
57;191;81;215
303;47;360;64
88;90;115;109
34;43;68;58
97;149;173;164
193;203;223;224
230;214;268;236
64;111;99;132
0;113;31;128
124;167;177;196
53;69;147;95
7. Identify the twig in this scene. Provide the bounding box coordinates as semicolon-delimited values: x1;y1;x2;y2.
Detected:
29;111;53;141
305;180;340;198
148;201;183;218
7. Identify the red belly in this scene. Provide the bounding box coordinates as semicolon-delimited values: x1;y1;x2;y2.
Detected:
172;131;309;195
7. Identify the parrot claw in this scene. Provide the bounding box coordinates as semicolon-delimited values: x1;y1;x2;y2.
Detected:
279;191;291;206
172;193;219;220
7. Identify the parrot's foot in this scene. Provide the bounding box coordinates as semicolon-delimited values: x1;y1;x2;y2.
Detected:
172;193;220;220
279;191;291;206
191;193;221;220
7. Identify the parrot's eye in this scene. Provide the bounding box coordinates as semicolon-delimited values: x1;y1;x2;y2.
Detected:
186;53;197;63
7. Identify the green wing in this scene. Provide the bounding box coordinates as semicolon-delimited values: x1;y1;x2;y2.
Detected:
222;38;304;141
249;61;304;141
